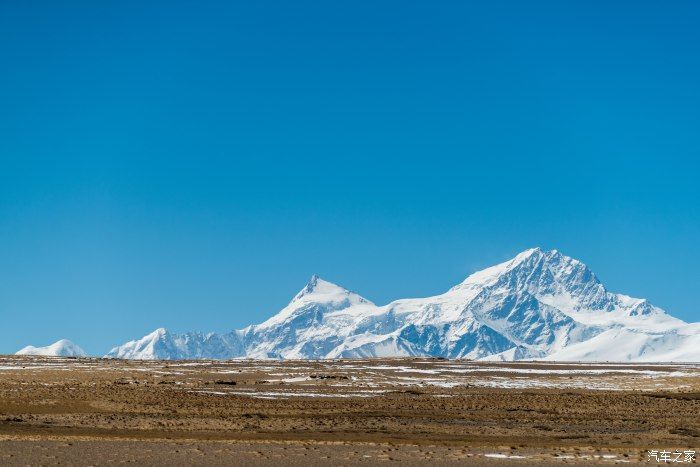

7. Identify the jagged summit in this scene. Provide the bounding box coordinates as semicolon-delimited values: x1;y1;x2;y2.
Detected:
105;248;699;361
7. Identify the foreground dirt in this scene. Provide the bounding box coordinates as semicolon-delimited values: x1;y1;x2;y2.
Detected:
0;356;698;465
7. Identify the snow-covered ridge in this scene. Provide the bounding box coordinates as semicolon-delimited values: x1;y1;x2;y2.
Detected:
105;248;699;362
16;339;87;357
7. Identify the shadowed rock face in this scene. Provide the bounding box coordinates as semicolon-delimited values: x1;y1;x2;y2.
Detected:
105;248;699;362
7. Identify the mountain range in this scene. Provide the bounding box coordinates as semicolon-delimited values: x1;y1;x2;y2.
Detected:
97;248;699;361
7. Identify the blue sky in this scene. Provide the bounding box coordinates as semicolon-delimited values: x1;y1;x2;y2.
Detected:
1;1;698;354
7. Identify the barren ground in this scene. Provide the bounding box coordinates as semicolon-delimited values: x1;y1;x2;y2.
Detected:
0;356;698;465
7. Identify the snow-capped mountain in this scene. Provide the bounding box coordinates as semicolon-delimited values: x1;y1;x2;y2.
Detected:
106;248;699;361
16;339;87;357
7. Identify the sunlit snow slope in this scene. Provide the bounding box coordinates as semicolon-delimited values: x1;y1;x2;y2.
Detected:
106;249;699;361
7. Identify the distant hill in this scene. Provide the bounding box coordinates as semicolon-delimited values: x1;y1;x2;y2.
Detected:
16;339;87;357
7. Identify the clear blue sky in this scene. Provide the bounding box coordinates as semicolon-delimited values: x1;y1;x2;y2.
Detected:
1;1;698;355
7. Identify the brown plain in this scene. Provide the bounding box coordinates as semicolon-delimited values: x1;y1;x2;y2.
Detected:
0;356;698;465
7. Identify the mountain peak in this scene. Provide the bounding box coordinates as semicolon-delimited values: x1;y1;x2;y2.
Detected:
452;247;545;290
294;275;352;301
518;246;543;258
450;248;602;298
306;274;321;290
132;328;168;342
253;275;373;330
